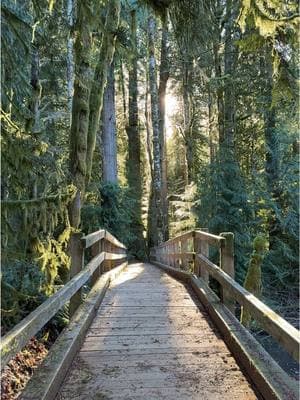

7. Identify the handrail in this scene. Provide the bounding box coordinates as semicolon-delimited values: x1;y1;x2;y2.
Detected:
154;229;225;249
150;229;300;363
194;230;225;247
197;253;300;361
81;229;126;250
1;229;127;367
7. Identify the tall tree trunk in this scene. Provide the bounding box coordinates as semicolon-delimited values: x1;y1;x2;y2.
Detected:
126;10;141;194
213;42;225;144
67;0;74;116
68;0;94;228
158;16;169;241
147;15;163;247
223;0;236;149
263;45;280;249
181;52;194;183
102;62;118;183
126;10;145;256
120;60;127;121
86;0;120;184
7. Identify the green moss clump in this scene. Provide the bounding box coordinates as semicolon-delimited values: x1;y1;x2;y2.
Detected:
241;235;268;328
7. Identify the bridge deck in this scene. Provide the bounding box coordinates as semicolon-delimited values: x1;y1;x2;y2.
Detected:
56;263;258;400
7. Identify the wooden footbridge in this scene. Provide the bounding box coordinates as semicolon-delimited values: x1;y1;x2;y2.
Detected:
1;229;299;399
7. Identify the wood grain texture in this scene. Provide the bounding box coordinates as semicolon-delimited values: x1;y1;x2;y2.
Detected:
56;262;258;400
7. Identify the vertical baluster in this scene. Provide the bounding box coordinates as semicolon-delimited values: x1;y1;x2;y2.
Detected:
69;232;84;317
220;232;235;313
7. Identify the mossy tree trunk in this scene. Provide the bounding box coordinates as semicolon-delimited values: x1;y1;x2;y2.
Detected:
69;0;95;228
67;0;75;115
158;16;169;241
263;45;281;250
241;236;268;327
147;15;163;247
181;53;194;184
86;0;121;184
126;9;146;257
102;62;118;183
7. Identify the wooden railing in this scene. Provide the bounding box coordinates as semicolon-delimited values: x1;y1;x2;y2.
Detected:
150;229;300;363
1;229;127;367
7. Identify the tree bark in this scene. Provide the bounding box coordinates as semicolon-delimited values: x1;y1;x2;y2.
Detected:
263;45;281;249
67;0;74;116
86;0;120;184
158;16;169;241
126;10;141;195
181;51;194;183
147;15;163;247
223;0;236;149
68;0;94;228
102;62;118;183
213;42;225;144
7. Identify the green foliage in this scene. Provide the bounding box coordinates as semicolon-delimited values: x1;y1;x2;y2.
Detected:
197;147;253;283
82;183;142;257
169;183;198;237
1;260;47;333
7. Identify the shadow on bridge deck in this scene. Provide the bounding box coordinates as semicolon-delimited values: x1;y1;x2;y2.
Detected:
56;262;259;400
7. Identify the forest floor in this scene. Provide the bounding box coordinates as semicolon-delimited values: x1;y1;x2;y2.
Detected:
1;339;48;400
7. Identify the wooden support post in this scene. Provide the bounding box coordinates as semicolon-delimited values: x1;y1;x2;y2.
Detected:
194;229;209;282
106;242;112;272
220;232;235;313
69;232;84;317
91;239;103;286
181;239;187;271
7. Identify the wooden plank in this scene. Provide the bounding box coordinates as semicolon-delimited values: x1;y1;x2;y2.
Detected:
57;361;256;393
89;316;209;330
56;263;258;400
69;233;84;317
1;252;105;367
198;228;209;283
196;254;300;361
105;252;127;261
191;276;299;400
150;260;191;282
220;232;235;313
77;348;230;366
91;239;102;286
195;230;225;247
20;262;127;400
86;327;217;337
104;230;126;249
156;230;194;249
103;299;196;307
97;306;202;319
81;229;105;249
57;385;256;400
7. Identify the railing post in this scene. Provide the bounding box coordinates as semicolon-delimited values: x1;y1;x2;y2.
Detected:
220;232;235;313
106;241;112;272
181;238;187;271
69;232;84;317
194;229;209;283
91;238;103;286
